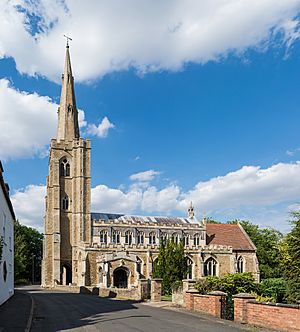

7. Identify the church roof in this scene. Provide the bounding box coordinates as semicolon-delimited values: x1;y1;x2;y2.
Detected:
206;223;256;251
91;212;193;225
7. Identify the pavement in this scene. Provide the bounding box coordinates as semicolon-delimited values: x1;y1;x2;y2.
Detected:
0;290;33;332
0;287;274;332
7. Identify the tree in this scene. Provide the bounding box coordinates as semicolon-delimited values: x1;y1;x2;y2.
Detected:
227;220;283;279
153;239;188;295
14;220;43;284
280;212;300;303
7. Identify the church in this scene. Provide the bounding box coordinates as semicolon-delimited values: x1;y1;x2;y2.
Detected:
41;45;260;295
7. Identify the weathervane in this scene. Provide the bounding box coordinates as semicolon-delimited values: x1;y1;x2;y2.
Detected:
63;34;72;47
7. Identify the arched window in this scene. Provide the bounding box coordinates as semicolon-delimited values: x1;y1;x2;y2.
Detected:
137;231;144;245
125;230;133;245
183;234;189;246
100;230;107;244
172;233;179;244
149;232;156;245
160;232;167;243
237;256;244;273
112;230;120;244
60;158;70;177
194;234;200;246
187;258;193;279
62;196;69;210
204;257;218;276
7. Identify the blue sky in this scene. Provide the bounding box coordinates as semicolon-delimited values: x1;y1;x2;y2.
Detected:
1;1;300;232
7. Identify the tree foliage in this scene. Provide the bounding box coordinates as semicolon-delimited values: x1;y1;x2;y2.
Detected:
153;239;188;295
227;220;283;279
279;212;300;303
259;278;287;303
14;220;43;284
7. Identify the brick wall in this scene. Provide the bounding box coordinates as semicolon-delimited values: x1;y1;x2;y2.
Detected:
234;293;300;332
184;290;226;317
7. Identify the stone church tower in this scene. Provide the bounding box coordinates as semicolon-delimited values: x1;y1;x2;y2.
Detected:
42;44;91;287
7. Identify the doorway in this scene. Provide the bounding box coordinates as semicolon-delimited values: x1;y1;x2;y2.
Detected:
113;267;128;288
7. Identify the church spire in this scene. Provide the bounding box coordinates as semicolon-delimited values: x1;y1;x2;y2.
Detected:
56;42;80;141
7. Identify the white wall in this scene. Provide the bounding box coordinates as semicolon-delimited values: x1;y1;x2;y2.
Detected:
0;186;14;306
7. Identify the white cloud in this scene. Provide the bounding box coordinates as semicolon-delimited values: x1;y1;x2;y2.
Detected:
11;184;46;232
1;1;300;82
91;184;141;213
86;116;115;138
129;170;161;182
0;78;103;160
0;79;56;160
12;162;300;232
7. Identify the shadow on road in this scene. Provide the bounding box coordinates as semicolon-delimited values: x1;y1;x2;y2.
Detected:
27;289;150;331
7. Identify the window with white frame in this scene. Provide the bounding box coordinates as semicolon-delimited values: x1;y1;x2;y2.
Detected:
112;230;120;244
160;232;167;243
149;232;156;245
187;257;193;279
237;256;244;273
183;234;189;246
193;233;200;246
100;230;107;244
204;257;218;276
137;231;144;245
60;158;70;177
172;233;179;244
125;230;133;245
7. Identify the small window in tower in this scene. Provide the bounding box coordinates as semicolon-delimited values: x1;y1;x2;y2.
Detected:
62;196;69;210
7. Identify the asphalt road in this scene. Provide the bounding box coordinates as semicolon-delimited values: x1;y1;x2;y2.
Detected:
28;288;259;332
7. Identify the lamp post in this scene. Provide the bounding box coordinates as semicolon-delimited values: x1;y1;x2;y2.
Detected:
32;255;35;285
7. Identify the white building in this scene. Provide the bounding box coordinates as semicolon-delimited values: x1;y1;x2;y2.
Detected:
0;161;15;305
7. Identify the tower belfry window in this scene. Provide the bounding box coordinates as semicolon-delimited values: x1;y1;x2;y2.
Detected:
60;159;70;177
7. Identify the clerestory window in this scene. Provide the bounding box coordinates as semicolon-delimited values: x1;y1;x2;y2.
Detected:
125;231;133;245
149;232;156;245
137;231;144;245
100;230;108;244
112;230;120;244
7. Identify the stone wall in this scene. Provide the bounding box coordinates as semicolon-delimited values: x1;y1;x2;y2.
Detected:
151;279;162;302
234;293;300;332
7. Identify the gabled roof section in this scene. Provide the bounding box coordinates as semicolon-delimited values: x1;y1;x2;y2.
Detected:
206;223;256;251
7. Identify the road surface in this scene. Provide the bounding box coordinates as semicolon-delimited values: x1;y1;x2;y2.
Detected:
27;288;261;332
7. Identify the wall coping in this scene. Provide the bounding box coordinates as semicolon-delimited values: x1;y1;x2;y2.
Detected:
233;293;256;299
186;289;199;294
248;300;300;309
208;291;227;296
152;278;163;282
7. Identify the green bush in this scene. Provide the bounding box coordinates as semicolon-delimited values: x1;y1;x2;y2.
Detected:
195;273;259;296
259;278;287;303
